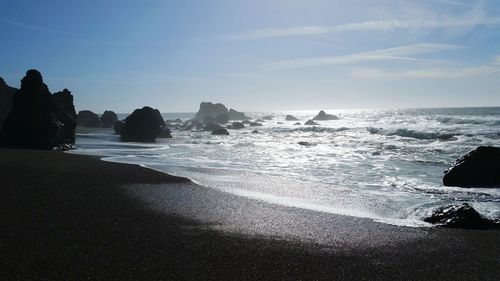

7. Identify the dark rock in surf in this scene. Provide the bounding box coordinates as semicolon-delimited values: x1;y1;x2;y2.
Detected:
158;127;172;138
114;121;124;135
443;146;500;187
203;123;223;132
100;110;118;128
0;70;76;149
262;115;273;120
251;129;259;134
211;128;229;135
77;110;101;127
241;120;252;125
249;122;262;127
231;122;244;129
121;106;162;142
312;110;338;121
228;108;249;120
285;115;299;121
304;120;318;126
424;203;499;229
298;141;316;146
294;122;301;125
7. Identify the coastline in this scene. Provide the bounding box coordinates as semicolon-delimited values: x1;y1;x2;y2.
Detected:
1;149;499;280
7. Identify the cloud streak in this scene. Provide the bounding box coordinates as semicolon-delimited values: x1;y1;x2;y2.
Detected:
236;17;500;40
0;17;58;32
264;43;460;70
351;65;500;79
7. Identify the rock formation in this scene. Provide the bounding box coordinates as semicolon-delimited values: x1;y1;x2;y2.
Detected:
194;102;228;122
203;123;223;132
285;115;299;121
0;77;17;130
77;110;101;127
249;122;262;127
231;122;244;129
215;113;229;124
312;110;339;121
100;110;118;128
443;146;500;187
211;128;229;135
228;108;249;120
121;106;163;142
0;70;76;149
114;121;124;135
424;203;498;229
304;120;319;126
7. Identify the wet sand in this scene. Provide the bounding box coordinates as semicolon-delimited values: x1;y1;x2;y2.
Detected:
1;149;499;280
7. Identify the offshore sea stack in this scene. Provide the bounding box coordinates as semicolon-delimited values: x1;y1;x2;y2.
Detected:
0;70;77;149
194;102;249;122
77;110;101;127
312;110;339;121
443;146;500;187
100;110;118;128
121;106;170;142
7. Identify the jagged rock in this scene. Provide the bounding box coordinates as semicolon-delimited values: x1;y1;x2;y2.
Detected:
298;141;316;146
0;78;17;130
294;122;301;125
249;122;262;127
194;102;228;122
121;106;162;142
312;110;339;121
215;113;229;124
285;115;299;121
211;128;229;135
443;146;500;187
52;89;77;145
0;70;76;149
77;110;101;127
228;108;249;120
424;203;498;229
114;121;124;135
304;120;319;125
203;123;223;132
100;111;118;128
262;115;273;120
231;122;244;129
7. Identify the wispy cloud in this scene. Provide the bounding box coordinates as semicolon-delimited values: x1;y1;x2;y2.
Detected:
236;17;500;40
351;65;500;79
264;43;460;70
0;17;58;32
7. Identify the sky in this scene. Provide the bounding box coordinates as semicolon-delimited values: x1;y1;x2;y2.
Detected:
1;0;500;113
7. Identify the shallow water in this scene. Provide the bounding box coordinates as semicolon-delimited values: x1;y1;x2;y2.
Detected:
71;107;500;227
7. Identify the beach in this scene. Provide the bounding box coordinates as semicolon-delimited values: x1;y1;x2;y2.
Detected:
1;148;499;280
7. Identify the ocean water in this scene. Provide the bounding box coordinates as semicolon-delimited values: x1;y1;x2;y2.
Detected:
71;107;500;227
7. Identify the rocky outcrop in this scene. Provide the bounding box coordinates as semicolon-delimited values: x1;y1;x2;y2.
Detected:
285;115;299;121
0;78;17;130
100;110;118;128
312;110;338;121
114;121;124;135
52;89;77;145
0;70;76;149
121;106;162;142
203;123;223;132
215;113;229;124
443;146;500;187
231;122;244;129
424;203;499;229
211;128;229;135
77;110;101;127
228;108;249;120
194;102;228;122
304;120;318;125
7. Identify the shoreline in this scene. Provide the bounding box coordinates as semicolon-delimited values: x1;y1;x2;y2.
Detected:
1;148;499;280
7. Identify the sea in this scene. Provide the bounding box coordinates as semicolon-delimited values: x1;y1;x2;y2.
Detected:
71;107;500;227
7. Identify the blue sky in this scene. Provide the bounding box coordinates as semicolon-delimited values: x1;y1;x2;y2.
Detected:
1;0;500;112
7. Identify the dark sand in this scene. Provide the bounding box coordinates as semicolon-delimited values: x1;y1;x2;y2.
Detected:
1;149;499;280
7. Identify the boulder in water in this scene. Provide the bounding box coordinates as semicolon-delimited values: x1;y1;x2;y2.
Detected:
231;122;244;129
228;108;249;120
100;110;118;128
203;122;223;132
312;110;338;121
77;110;101;127
211;128;229;135
262;115;273;120
251;129;259;134
249;122;262;127
285;114;298;121
424;203;498;229
294;122;301;125
121;106;162;142
304;120;318;126
298;141;316;146
443;146;500;187
0;70;76;149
